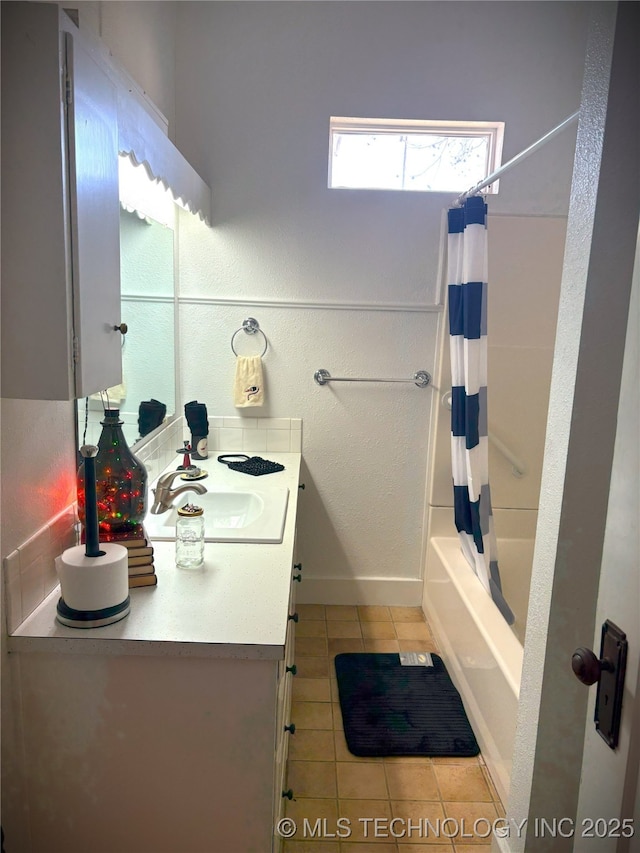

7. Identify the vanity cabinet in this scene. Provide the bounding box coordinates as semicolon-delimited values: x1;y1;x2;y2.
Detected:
6;452;303;853
1;2;122;400
9;558;299;853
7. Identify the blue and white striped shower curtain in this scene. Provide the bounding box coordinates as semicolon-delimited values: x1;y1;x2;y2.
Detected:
447;196;514;625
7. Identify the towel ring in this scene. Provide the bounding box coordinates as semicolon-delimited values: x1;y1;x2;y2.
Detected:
231;317;268;357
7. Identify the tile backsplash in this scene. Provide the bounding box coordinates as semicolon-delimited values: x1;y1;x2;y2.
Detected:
135;416;302;484
3;416;302;633
206;416;302;455
4;504;77;635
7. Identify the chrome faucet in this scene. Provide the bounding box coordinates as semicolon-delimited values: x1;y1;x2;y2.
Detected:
150;469;207;515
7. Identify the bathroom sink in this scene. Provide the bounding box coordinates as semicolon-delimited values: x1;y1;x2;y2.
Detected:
144;488;289;544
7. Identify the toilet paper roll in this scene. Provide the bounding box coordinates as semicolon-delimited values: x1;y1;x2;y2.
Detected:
55;543;129;612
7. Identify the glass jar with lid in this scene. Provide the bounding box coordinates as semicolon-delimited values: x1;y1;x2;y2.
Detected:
175;504;205;569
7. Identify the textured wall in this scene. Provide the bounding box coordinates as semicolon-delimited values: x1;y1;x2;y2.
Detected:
173;1;590;598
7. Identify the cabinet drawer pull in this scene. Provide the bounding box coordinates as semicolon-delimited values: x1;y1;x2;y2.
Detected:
113;322;128;335
284;723;296;734
298;483;305;490
286;664;297;675
292;574;302;582
288;612;298;622
282;789;294;800
293;563;302;571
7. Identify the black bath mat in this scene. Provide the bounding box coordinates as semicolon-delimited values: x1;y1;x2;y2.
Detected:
334;652;479;757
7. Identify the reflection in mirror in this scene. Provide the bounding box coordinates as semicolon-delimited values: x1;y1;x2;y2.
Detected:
76;157;178;449
118;209;176;442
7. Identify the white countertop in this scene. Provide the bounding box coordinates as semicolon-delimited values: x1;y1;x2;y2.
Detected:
9;452;301;660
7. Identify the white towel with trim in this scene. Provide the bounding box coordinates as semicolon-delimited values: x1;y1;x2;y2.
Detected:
234;356;265;407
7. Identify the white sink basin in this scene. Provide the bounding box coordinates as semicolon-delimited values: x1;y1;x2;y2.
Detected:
145;488;289;543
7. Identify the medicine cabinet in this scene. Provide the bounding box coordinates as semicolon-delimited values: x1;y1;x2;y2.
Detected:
1;1;211;405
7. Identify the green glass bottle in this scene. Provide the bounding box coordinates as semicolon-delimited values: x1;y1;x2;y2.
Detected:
77;409;148;538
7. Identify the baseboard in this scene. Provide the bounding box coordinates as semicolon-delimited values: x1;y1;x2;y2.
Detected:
296;576;423;606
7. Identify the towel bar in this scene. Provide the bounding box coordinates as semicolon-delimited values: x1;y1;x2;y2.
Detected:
314;369;432;388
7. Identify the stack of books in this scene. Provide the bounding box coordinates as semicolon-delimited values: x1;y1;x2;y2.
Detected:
100;525;157;588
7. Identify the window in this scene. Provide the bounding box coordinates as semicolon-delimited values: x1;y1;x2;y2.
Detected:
329;117;504;193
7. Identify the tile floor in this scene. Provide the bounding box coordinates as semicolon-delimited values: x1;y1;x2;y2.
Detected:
282;605;504;852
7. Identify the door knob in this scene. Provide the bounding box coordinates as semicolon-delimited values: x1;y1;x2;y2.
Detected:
571;647;613;685
571;620;627;749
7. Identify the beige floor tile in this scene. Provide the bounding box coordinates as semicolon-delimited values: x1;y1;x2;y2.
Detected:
394;622;433;641
293;677;332;703
297;619;329;638
292;701;334;730
285;602;502;853
297;636;330;657
295;656;331;678
286;796;339;829
385;763;439;801
287;760;337;799
390;800;446;844
441;802;499;844
327;621;363;639
398;639;437;653
433;766;492;802
479;766;502;805
329;638;365;657
330;678;340;702
390;607;425;623
334;729;382;763
289;728;336;761
364;639;401;653
430;756;479;766
357;605;392;622
296;603;327;621
337;799;393;842
337;762;388;799
453;847;492;853
326;605;359;621
361;621;397;639
285;841;340;853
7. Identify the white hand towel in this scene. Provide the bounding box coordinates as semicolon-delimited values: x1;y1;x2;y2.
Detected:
234;355;265;407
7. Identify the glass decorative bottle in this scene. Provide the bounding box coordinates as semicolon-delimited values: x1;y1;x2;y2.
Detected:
77;409;148;538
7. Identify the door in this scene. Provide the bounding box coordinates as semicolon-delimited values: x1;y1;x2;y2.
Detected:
64;31;122;398
573;230;639;851
503;4;639;851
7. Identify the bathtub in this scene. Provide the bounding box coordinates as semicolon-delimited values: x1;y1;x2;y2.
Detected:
422;509;535;805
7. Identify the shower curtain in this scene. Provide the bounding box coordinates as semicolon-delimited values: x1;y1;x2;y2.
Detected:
447;196;514;625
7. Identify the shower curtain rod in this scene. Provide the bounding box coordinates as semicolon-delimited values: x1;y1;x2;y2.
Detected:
455;109;580;205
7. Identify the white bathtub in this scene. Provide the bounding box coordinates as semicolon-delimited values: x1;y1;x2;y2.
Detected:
423;512;534;806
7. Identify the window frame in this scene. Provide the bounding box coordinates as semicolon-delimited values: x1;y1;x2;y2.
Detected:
328;116;505;194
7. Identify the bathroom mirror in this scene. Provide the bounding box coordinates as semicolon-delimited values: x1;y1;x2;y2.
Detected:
76;157;178;448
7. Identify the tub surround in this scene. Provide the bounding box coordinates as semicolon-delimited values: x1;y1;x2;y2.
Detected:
423;505;530;806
